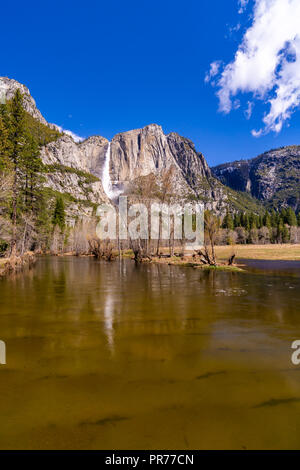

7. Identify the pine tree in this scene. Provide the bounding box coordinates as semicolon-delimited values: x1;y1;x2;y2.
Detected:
286;207;297;227
276;220;284;243
282;225;290;243
222;211;234;230
0;102;11;134
242;213;250;231
52;197;65;231
263;211;272;229
270;209;277;227
0;116;10;170
8;90;27;256
249;212;257;229
21;134;44;213
280;208;288;224
0;90;63;255
0;113;12;222
234;212;241;228
35;191;52;250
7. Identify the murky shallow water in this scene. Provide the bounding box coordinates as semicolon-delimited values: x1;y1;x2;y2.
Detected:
0;256;300;449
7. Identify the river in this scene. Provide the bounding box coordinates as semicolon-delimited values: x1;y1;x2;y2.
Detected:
0;256;300;449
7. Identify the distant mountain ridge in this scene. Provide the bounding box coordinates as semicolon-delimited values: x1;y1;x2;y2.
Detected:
212;146;300;211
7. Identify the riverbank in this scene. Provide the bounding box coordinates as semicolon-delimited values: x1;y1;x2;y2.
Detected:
5;244;297;277
50;250;243;272
124;244;300;272
146;254;244;272
0;252;36;277
214;244;300;261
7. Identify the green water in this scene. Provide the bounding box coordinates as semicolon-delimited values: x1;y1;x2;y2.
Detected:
0;256;300;449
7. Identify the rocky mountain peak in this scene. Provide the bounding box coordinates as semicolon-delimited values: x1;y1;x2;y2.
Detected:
114;123;163;137
212;145;300;210
79;135;108;147
1;77;265;217
105;124;217;201
0;76;48;126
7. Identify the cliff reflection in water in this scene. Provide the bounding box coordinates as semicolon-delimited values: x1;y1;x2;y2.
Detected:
0;256;300;449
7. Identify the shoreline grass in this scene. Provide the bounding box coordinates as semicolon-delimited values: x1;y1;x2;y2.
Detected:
214;244;300;261
0;252;36;277
133;254;245;272
116;244;300;272
3;244;298;277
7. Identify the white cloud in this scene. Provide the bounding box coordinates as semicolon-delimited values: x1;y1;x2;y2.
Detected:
245;101;254;119
233;99;241;110
204;61;222;83
230;22;241;34
54;124;84;143
208;0;300;136
251;128;262;138
238;0;249;14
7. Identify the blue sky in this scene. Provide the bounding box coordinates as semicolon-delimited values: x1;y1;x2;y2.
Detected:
1;0;300;166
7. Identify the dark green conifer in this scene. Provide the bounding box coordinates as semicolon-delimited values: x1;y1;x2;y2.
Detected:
52;197;65;231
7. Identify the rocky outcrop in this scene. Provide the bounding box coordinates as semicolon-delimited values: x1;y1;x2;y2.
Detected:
40;135;110;208
167;132;211;187
78;136;109;178
109;124;211;188
211;160;251;193
41;135;85;169
0;77;49;126
41;134;108;173
212;146;300;211
45;172;109;205
108;124;226;208
41;124;230;209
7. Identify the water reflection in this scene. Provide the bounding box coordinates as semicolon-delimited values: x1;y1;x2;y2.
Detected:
104;294;115;354
0;257;300;449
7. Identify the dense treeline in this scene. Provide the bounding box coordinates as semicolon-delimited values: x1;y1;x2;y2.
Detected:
0;90;65;256
220;208;300;244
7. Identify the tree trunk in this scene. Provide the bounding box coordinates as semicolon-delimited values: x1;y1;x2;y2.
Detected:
21;221;28;256
10;171;18;258
156;213;162;256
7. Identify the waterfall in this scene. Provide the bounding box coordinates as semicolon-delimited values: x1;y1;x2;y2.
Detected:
102;142;113;198
102;142;122;200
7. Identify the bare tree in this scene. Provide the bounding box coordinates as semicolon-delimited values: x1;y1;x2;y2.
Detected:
20;214;36;255
68;218;96;255
0;171;12;208
88;237;116;261
197;211;220;266
235;226;247;245
50;225;64;255
155;167;176;256
0;172;13;255
127;173;158;260
258;226;271;245
127;168;178;259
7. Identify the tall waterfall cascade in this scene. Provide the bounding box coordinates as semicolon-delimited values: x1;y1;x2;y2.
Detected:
102;142;122;200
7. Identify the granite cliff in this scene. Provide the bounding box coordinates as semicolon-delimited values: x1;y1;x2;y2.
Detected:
212;146;300;211
40;122;257;213
0;77;264;222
